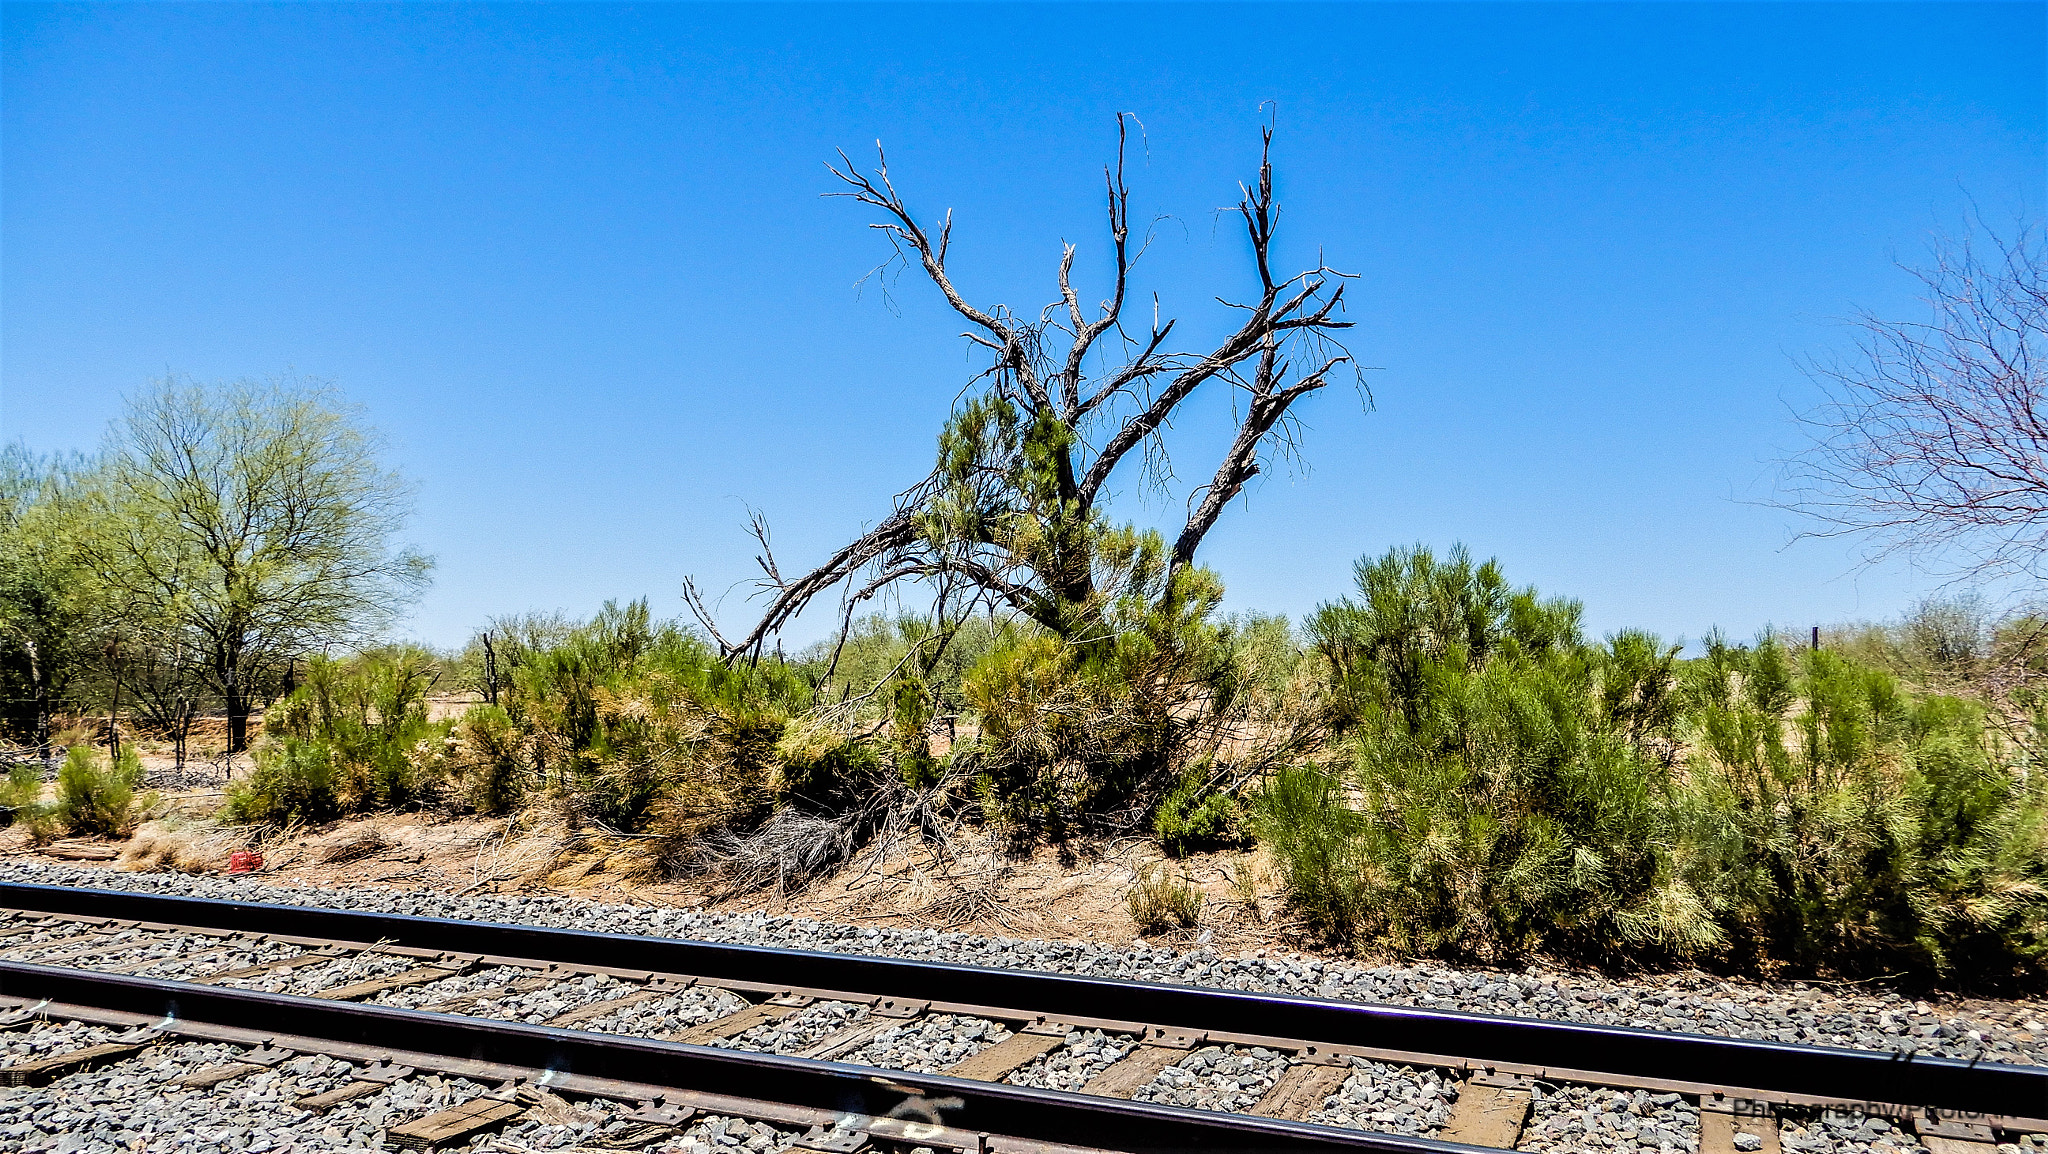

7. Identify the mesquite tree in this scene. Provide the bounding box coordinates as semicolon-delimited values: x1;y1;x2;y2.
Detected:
691;120;1361;662
88;377;432;752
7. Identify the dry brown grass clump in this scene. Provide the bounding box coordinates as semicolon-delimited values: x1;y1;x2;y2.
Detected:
311;822;390;863
117;821;239;874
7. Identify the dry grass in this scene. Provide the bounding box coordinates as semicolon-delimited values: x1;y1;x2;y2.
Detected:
311;822;389;864
1127;864;1205;934
117;821;240;874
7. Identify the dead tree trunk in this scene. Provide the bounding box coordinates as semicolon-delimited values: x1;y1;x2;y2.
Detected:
691;118;1362;662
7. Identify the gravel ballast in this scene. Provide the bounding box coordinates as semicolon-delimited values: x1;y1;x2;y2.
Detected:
3;861;2046;1153
1303;1059;1459;1135
4;861;2034;1068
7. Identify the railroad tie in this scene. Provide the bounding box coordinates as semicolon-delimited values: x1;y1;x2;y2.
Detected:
544;986;666;1029
418;970;554;1015
2;930;117;959
943;1029;1066;1081
385;1093;524;1150
1250;1062;1353;1121
1080;1045;1189;1098
0;1038;153;1087
27;938;156;967
294;1062;414;1111
793;1018;895;1062
1699;1098;1781;1154
1439;1070;1535;1149
315;962;467;1002
172;1044;295;1089
193;949;339;984
666;999;804;1045
1914;1115;2001;1153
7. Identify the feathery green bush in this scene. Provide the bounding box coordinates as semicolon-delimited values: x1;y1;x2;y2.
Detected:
1261;543;2048;986
55;745;152;837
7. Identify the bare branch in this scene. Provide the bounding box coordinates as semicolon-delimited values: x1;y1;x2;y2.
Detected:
1788;221;2048;582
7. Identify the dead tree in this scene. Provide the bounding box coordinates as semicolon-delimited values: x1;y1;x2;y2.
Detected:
690;118;1360;661
1792;223;2048;582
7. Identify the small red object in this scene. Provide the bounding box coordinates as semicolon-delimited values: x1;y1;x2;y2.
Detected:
228;851;263;874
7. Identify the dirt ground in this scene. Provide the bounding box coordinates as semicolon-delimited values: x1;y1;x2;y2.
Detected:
0;794;1293;953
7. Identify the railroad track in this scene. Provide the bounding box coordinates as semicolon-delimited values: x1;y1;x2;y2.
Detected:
0;882;2041;1154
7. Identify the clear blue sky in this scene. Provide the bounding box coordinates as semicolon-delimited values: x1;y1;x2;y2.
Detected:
4;2;2043;649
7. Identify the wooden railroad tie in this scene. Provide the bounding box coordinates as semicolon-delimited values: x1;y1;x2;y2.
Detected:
1439;1070;1535;1149
1080;1028;1205;1099
294;1061;413;1111
943;1027;1067;1082
316;961;470;1002
417;970;558;1015
0;1038;154;1087
1251;1062;1354;1122
384;1092;524;1151
1700;1097;1781;1154
665;996;808;1045
171;1044;294;1089
793;1019;894;1062
543;986;667;1029
194;949;341;984
2;930;116;958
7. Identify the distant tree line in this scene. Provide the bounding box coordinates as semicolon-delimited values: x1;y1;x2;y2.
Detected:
0;376;430;765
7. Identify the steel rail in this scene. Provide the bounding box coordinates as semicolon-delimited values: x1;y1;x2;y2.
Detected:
4;883;2044;1126
0;958;1482;1154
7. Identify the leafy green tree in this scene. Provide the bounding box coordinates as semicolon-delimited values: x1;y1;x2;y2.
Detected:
0;445;107;761
87;377;431;751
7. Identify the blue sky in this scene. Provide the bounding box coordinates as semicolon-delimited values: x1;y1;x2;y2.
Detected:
3;2;2043;649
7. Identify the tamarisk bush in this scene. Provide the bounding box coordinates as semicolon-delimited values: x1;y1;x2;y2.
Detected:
1259;544;2048;987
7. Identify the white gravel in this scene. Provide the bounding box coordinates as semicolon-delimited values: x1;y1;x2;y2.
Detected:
1520;1085;1700;1153
1129;1044;1289;1113
4;862;2033;1070
1003;1028;1136;1090
2;861;2045;1148
1303;1059;1459;1134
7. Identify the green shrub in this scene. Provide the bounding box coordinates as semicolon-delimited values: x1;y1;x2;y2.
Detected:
1128;866;1204;933
225;646;450;826
1669;640;2048;985
54;745;151;837
1262;543;2048;987
452;705;526;816
223;737;342;825
1151;769;1244;857
0;763;40;825
1250;764;1369;936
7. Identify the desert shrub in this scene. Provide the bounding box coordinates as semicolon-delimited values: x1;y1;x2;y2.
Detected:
54;745;152;837
222;737;342;825
1276;545;1687;961
226;646;449;826
961;560;1244;835
1151;768;1245;857
1250;764;1370;934
0;762;39;825
451;704;526;816
1128;866;1204;933
1264;543;2048;986
119;818;234;873
1670;640;2048;985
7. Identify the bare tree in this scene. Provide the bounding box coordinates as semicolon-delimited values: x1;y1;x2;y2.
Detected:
1791;223;2048;582
691;118;1361;660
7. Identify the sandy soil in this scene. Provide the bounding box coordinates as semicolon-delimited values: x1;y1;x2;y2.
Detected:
0;801;1284;953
